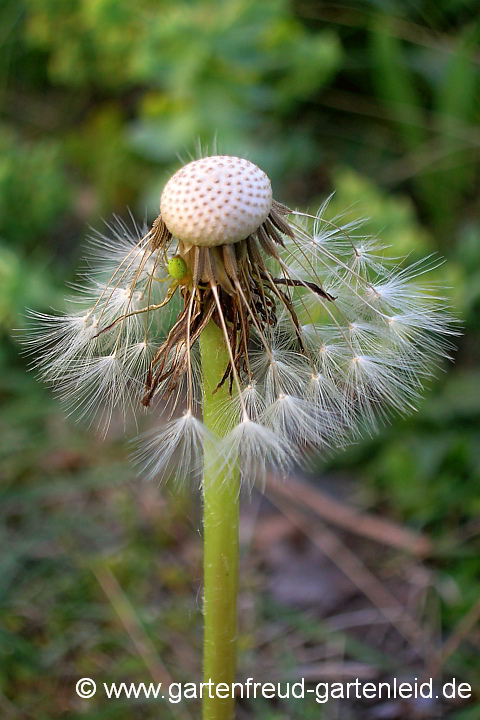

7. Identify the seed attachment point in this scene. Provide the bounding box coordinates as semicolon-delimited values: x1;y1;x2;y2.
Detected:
160;156;273;247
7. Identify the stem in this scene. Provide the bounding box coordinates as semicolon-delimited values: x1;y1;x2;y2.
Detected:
200;320;239;720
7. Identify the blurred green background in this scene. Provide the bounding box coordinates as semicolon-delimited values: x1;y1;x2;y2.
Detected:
1;1;479;718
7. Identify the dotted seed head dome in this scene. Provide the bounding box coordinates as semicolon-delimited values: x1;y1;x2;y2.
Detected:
160;156;273;247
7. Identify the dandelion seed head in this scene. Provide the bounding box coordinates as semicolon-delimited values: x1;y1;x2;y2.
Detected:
24;153;457;488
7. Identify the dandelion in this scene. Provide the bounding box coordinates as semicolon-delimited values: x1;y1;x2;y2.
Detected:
25;154;456;720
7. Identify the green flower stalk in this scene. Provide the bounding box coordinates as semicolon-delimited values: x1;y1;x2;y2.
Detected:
25;154;456;720
201;320;239;720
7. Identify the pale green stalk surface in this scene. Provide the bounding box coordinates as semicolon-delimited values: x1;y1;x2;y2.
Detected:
200;320;240;720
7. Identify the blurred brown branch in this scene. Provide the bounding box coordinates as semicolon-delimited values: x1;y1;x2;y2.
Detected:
267;474;432;556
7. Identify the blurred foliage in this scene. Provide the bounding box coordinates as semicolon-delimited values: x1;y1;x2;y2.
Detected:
0;0;479;717
0;128;69;249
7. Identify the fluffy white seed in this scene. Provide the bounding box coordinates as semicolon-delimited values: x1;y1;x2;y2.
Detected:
160;155;272;246
133;412;207;484
216;420;294;490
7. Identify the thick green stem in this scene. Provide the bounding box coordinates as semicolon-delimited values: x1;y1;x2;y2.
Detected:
200;320;239;720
